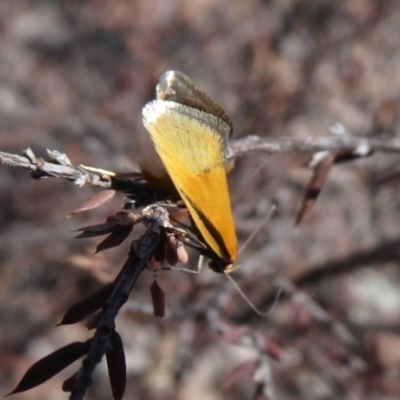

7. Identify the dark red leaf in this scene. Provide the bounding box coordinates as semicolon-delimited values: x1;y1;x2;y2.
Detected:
165;234;178;265
62;372;77;392
150;280;165;317
176;240;188;264
74;220;120;239
67;190;116;217
295;152;335;226
76;220;119;233
75;230;114;239
114;211;138;226
58;283;114;325
7;341;88;395
106;331;126;400
95;226;133;253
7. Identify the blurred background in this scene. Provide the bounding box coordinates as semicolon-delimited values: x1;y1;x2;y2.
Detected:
1;1;400;399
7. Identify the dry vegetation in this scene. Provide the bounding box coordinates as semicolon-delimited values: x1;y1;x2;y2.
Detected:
1;1;400;399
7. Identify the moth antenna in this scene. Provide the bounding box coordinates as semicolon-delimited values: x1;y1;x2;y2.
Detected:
238;204;276;257
224;271;282;316
246;161;266;182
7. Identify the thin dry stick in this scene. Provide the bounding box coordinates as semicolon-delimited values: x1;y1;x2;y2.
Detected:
1;131;400;189
227;133;400;159
0;148;113;189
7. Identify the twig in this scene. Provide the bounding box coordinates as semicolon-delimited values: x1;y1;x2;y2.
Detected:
1;131;399;190
0;148;113;189
227;133;400;159
69;206;167;400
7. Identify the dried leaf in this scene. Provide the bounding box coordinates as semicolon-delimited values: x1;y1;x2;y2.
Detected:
295;152;335;226
150;280;165;317
74;220;120;239
58;283;114;325
176;240;188;264
106;331;126;400
165;234;178;265
7;341;88;395
76;220;119;233
95;226;133;253
67;190;116;217
62;372;77;392
75;230;114;239
115;211;139;226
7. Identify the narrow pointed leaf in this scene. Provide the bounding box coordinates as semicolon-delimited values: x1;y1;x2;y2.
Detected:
176;240;188;264
62;372;78;392
67;190;116;217
114;211;138;226
165;234;178;266
295;152;335;226
8;341;88;395
75;230;122;241
106;331;126;400
58;283;114;325
75;230;113;239
95;227;133;253
76;220;119;233
150;280;165;317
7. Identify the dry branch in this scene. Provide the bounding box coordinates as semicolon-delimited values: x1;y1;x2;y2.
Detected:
1;130;398;190
0;148;113;189
228;131;400;159
69;206;167;400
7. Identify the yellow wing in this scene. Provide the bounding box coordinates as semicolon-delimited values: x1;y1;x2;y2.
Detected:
142;100;237;266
